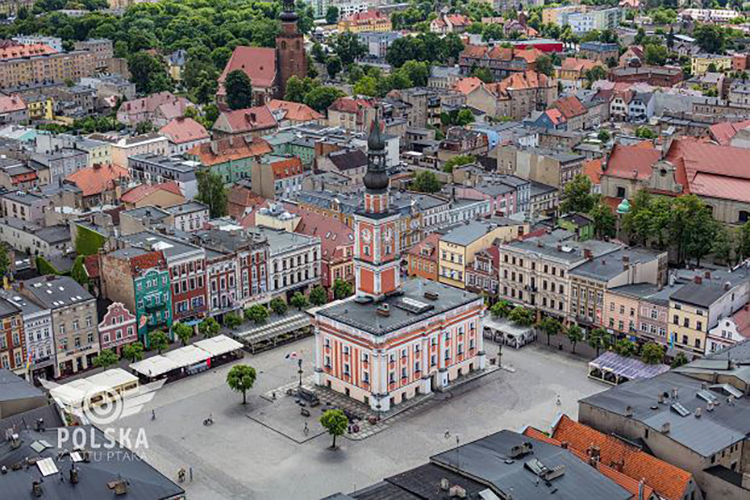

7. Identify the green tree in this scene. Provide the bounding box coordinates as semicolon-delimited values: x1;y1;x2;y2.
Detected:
412;171;441;193
93;349;118;370
123;342;144;363
612;339;638;357
326;56;342;80
537;317;562;346
471;66;493;83
685;203;718;267
290;292;309;310
285;76;317;103
224;313;243;330
560;174;594;214
641;342;665;365
224;69;254;110
644;44;668;66
738;222;750;260
320;409;348;449
353;75;378;96
590;198;617;240
128;52;172;94
135;120;154;135
310;286;328;306
198;317;220;338
173;322;193;345
311;42;327;64
270;297;288;316
508;307;534;327
584;66;607;88
490;300;512;318
535;55;555;77
195;169;227;218
712;224;735;264
400;61;430;87
588;328;609;357
245;304;269;324
226;364;257;405
566;324;584;354
304;86;345;112
0;244;10;278
325;5;339;24
148;330;170;354
597;130;610;143
70;255;89;287
671;351;689;368
667;27;675;50
635;126;657;139
332;32;366;66
694;23;727;54
443;154;475;174
333;279;353;300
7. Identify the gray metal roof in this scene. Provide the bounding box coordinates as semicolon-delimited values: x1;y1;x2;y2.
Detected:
580;371;750;457
317;279;482;337
22;276;94;310
442;221;496;246
669;267;750;308
121;231;203;261
0;369;44;402
121;206;171;221
503;229;620;263
569;247;663;281
246;226;318;256
430;430;632;500
164;201;208;216
0;427;184;500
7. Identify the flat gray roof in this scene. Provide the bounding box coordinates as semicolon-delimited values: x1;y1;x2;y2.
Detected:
570;247;663;281
580;371;750;457
504;229;620;263
22;275;93;310
442;221;497;246
317;279;481;336
120;231;202;261
165;201;208;216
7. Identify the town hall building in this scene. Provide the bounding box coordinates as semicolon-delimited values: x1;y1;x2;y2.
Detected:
217;0;307;106
313;117;486;412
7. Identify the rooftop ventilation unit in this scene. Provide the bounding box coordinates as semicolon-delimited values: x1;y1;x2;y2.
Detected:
671;402;690;417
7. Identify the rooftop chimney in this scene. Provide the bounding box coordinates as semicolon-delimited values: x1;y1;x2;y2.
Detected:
660;422;671;434
704;271;711;279
694;276;702;285
32;481;43;498
695;407;702;418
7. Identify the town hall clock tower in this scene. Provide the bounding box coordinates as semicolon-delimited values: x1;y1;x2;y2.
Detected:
276;0;307;98
354;116;401;300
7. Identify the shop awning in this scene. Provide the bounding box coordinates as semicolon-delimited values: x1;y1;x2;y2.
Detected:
193;335;243;357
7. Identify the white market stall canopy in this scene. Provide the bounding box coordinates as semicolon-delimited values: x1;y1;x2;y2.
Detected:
193;335;243;357
49;368;139;408
130;335;242;377
163;345;211;366
130;356;180;378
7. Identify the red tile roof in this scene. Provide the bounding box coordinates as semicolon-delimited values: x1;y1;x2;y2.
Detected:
268;99;323;122
707;119;750;146
215;105;277;134
0;95;26;114
118;92;185;116
407;233;440;260
120;181;183;204
0;43;56;60
604;143;661;181
523;427;656;500
218;46;277;92
344;9;387;22
561;57;604;73
545;108;565;126
553;95;587;119
188;136;273;166
84;255;100;279
329;97;373;113
730;305;750;339
549;415;693;500
159;116;209;145
583;158;603;185
453;77;484;95
129;250;167;274
494;70;552;93
227;185;267;216
65;164;130;197
285;204;353;262
271;157;303;180
445;13;471;26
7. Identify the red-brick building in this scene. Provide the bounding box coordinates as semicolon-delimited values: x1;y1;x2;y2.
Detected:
0;297;25;375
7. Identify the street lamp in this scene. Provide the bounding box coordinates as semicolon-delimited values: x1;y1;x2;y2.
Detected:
298;359;303;387
497;343;503;368
376;400;382;421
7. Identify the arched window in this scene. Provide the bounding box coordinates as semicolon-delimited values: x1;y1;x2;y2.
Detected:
281;41;287;50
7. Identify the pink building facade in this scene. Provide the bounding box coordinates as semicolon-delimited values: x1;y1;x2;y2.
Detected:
98;302;137;354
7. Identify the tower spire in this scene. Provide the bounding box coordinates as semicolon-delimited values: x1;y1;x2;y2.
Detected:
363;115;388;193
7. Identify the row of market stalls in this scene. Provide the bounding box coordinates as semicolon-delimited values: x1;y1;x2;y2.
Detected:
130;335;244;383
232;312;311;353
588;351;670;385
48;368;140;423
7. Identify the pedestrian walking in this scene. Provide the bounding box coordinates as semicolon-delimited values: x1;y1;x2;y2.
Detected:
189;467;193;482
151;409;156;420
303;422;309;436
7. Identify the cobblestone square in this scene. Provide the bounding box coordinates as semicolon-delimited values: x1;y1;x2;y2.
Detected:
113;336;607;500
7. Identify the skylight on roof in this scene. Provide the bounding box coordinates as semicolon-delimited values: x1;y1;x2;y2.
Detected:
36;457;59;476
671;402;691;417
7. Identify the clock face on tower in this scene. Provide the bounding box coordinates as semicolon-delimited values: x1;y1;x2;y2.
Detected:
362;228;372;243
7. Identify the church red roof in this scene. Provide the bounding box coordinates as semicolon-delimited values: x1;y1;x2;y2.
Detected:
218;46;277;93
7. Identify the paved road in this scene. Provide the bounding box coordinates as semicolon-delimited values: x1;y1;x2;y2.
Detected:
114;338;607;500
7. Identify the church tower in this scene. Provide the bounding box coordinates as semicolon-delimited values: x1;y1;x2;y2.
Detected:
276;0;307;98
354;117;401;300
